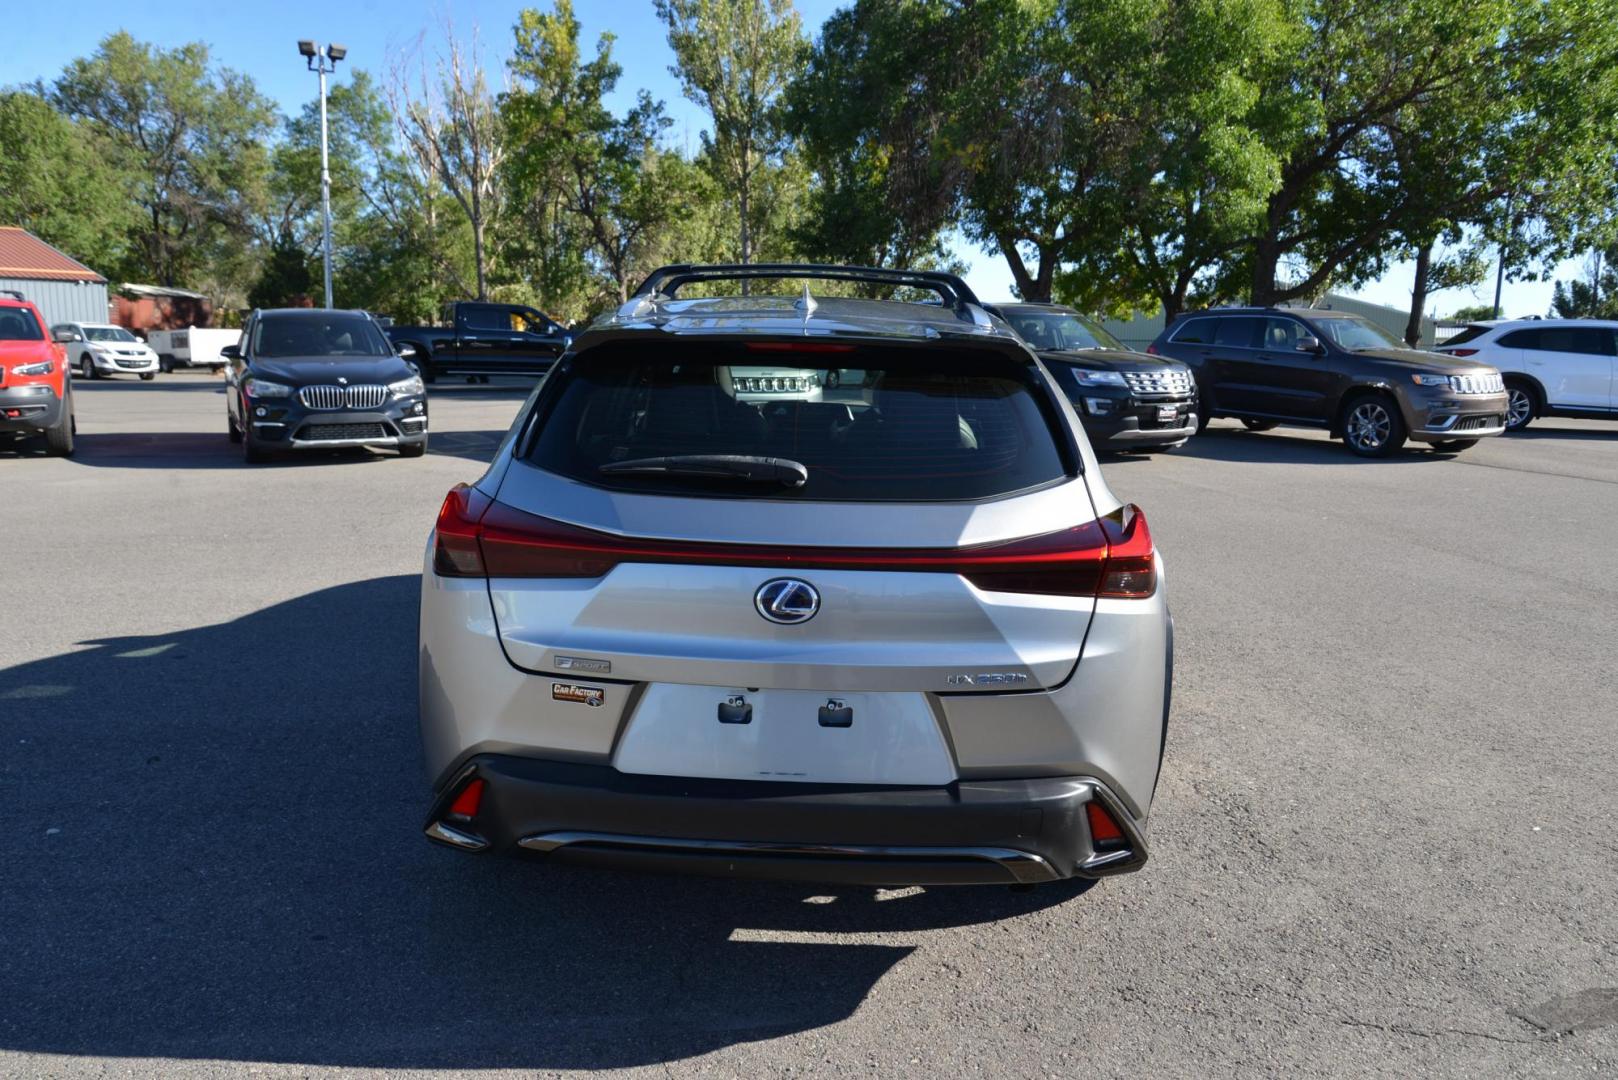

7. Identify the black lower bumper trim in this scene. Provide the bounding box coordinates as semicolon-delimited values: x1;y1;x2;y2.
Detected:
425;756;1147;885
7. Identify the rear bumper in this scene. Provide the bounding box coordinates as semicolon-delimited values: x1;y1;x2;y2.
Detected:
0;385;64;433
425;755;1147;886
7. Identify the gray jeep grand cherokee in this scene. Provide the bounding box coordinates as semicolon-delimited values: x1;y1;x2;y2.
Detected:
418;264;1171;887
1149;307;1508;456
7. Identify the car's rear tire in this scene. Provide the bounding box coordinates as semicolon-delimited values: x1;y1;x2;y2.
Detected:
1433;438;1479;453
159;355;174;373
1505;379;1537;432
1242;419;1279;432
1341;392;1407;457
44;390;75;457
140;372;155;381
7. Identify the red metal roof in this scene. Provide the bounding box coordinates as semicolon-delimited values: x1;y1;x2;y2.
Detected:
0;227;105;283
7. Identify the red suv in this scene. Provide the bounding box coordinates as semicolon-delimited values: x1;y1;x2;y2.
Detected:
0;290;74;456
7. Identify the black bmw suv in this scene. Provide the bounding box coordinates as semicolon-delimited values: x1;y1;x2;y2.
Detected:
986;303;1198;452
223;309;429;464
1148;307;1509;457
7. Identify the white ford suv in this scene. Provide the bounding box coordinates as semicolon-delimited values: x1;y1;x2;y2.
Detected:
1436;319;1617;431
417;264;1172;887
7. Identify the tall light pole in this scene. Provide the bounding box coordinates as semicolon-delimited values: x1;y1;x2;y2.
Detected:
297;40;346;308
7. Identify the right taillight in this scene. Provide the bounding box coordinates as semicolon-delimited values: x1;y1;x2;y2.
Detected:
1445;347;1479;357
432;488;1156;600
1097;505;1157;599
1144;343;1160;355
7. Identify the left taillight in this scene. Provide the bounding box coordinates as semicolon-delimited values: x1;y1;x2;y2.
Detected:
433;483;493;576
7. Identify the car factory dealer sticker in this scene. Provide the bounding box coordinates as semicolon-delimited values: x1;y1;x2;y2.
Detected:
552;682;605;708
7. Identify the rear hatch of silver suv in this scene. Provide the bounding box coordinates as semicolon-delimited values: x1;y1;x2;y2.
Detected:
435;335;1147;787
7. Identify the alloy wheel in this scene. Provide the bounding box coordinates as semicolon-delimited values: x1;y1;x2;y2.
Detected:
1346;402;1392;452
1506;387;1533;430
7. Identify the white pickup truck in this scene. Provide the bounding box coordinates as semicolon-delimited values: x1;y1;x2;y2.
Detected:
145;327;239;374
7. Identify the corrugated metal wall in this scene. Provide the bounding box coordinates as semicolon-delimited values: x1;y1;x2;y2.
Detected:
0;277;111;329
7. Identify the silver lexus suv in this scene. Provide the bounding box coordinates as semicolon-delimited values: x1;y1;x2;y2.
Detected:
418;264;1172;886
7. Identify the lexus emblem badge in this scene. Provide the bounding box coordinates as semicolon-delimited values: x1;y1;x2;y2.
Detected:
755;578;820;625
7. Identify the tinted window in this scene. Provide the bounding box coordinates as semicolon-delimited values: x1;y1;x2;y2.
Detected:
251;314;391;358
1260;318;1306;350
1313;315;1401;350
1004;311;1126;352
526;342;1070;502
460;305;515;331
1441;325;1492;347
1169;318;1214;345
1213;317;1261;349
1537;327;1615;355
1498;328;1540;349
0;307;43;341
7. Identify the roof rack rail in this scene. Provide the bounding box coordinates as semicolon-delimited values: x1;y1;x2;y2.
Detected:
630;263;983;314
0;289;25;301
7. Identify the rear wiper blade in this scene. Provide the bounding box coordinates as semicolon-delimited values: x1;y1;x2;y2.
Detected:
599;454;809;488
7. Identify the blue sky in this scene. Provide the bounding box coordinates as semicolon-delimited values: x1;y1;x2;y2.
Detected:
3;0;1578;319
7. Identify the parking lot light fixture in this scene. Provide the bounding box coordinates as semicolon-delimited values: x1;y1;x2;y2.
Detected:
298;40;345;308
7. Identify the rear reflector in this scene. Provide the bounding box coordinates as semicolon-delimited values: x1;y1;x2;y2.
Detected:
447;778;485;819
433;489;1156;600
1086;800;1126;848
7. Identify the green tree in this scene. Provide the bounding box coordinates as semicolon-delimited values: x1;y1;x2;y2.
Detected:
505;1;705;306
52;32;277;292
0;90;135;272
656;0;805;268
247;230;315;308
784;3;960;271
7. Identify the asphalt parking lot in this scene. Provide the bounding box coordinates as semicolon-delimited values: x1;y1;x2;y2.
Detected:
2;373;1615;1078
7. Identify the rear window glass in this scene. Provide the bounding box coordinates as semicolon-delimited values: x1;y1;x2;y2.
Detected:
1440;324;1491;347
0;306;43;341
1168;318;1214;344
525;342;1071;502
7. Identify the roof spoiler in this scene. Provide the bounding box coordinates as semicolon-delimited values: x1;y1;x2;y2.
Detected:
0;289;25;301
629;263;987;322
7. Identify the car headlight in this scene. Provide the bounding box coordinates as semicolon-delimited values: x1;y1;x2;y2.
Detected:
1411;373;1451;387
388;375;425;398
1070;368;1128;387
14;359;54;376
244;378;293;399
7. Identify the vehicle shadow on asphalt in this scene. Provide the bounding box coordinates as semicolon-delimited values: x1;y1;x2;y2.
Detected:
0;575;1091;1070
72;379;226;393
1164;426;1453;465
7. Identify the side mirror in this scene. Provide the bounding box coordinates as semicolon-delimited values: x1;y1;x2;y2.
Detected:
397;343;418;361
55;330;83;343
220;344;242;361
1295;336;1323;353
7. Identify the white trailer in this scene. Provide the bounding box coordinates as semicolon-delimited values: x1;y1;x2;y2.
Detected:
145;327;239;373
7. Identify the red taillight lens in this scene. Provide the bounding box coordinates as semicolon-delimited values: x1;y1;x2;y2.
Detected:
1445;348;1479;357
446;778;485;819
1086;800;1126;848
1097;505;1157;599
438;494;1157;600
1145;343;1160;355
433;484;492;576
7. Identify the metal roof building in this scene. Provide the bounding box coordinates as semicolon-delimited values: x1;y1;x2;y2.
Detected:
0;227;110;328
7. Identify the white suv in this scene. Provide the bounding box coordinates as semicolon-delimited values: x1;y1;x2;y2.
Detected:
1435;319;1616;431
52;322;160;381
417;264;1172;887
